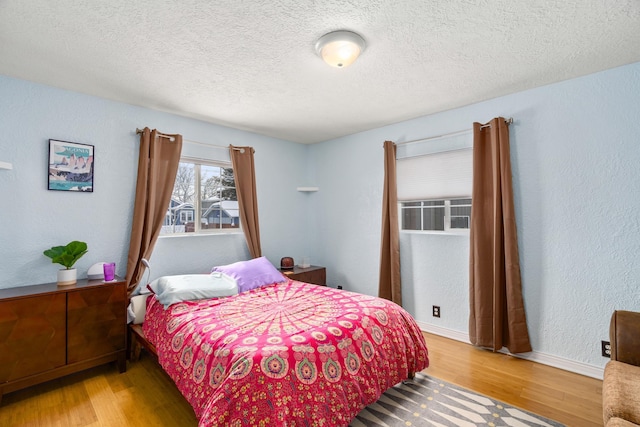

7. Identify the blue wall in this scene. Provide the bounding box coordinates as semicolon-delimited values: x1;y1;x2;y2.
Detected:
309;61;640;373
2;61;639;376
0;75;311;287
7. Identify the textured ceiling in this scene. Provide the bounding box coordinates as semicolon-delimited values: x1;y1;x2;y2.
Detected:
1;1;639;144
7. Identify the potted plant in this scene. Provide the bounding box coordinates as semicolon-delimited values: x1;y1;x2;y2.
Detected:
43;240;88;285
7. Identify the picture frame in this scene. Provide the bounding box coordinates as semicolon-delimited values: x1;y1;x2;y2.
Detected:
48;139;94;192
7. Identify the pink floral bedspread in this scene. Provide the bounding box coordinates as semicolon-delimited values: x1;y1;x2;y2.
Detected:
143;280;429;426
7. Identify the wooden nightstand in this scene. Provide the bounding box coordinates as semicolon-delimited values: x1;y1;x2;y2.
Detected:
280;265;326;286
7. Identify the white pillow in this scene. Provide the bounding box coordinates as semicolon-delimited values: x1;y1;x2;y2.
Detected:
147;273;238;308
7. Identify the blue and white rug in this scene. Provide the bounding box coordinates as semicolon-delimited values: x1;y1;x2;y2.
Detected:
350;372;565;427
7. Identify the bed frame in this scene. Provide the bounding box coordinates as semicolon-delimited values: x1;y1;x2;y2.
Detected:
128;324;156;361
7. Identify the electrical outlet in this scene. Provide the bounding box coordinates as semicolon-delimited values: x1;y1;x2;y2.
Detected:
601;340;611;358
337;285;343;290
432;305;440;318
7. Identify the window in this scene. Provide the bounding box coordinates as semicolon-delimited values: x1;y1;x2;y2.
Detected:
450;198;472;229
400;198;471;231
179;210;194;224
161;159;239;235
395;131;473;233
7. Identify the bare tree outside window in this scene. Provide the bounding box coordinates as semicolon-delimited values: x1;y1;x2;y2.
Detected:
172;163;195;204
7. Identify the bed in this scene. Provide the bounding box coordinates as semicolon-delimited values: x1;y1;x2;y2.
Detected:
131;258;429;426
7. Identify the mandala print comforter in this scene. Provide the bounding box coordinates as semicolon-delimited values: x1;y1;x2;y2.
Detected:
143;280;429;426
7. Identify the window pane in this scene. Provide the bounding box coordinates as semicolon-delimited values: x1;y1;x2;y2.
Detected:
200;165;239;231
161;162;195;235
451;202;471;230
451;216;470;229
162;160;238;235
451;206;471;216
451;198;471;230
423;206;445;230
402;201;422;207
423;200;445;207
402;207;421;230
173;162;195;205
220;167;237;201
201;165;221;230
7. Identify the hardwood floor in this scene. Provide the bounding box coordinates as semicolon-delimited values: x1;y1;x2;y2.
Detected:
422;333;603;427
0;354;198;427
0;332;603;426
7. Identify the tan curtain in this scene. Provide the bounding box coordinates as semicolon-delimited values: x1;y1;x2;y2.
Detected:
469;117;531;353
230;145;262;258
379;141;402;305
125;128;182;295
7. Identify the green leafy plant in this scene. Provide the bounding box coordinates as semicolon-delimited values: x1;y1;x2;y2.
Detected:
43;241;88;269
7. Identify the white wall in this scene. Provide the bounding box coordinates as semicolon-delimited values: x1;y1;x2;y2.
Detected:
310;61;640;374
0;75;311;288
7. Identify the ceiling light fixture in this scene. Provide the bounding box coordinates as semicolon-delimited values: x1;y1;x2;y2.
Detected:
315;30;366;68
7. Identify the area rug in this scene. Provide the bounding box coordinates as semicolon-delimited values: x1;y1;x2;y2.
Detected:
350;372;565;427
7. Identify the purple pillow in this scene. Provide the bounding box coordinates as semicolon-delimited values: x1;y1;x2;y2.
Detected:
212;257;285;293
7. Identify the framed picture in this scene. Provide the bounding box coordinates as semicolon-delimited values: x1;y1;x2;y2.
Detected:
48;139;94;192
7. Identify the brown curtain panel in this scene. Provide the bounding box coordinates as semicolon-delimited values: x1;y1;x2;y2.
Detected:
125;128;182;295
379;141;402;305
230;145;262;258
469;117;531;353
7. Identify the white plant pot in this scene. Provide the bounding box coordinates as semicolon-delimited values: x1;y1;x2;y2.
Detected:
57;268;77;286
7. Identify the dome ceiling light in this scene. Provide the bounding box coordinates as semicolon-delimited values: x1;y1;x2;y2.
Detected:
315;30;366;68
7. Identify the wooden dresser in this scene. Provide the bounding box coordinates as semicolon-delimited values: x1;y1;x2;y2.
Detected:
280;265;326;286
0;277;126;402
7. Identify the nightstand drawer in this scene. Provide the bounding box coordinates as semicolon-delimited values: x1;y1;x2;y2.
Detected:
280;265;326;286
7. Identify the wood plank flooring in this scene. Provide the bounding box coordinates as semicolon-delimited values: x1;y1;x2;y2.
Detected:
0;332;603;426
423;333;603;427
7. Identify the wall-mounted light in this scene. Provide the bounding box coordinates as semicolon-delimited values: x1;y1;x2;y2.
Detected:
315;30;366;68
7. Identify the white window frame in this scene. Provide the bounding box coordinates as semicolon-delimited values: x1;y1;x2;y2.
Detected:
161;157;240;236
399;198;471;234
396;131;473;235
449;198;472;230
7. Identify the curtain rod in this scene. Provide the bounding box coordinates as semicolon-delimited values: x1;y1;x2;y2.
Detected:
134;128;245;152
135;128;176;141
397;117;513;146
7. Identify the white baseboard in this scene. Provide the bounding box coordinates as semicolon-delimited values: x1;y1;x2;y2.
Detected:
416;321;604;380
